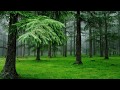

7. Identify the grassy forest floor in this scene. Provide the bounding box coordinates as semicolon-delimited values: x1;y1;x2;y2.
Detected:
0;56;120;79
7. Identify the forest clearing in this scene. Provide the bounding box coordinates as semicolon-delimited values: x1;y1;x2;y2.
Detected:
0;11;120;79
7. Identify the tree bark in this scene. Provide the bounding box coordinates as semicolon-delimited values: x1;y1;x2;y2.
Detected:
22;29;26;57
52;44;56;57
118;12;120;56
93;37;96;56
70;35;73;56
64;21;67;57
89;27;92;58
63;45;65;56
99;23;104;57
104;12;109;59
1;13;19;79
27;41;31;56
2;36;5;56
74;11;82;64
73;20;76;56
93;30;96;56
48;42;52;58
36;43;40;60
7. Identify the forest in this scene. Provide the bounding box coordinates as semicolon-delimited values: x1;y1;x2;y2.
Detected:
0;11;120;79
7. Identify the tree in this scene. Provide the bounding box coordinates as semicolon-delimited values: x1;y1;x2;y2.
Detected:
104;12;109;59
63;20;67;57
17;15;65;60
36;42;41;60
1;13;19;79
73;20;76;56
99;17;104;57
48;42;52;58
118;11;120;56
74;11;82;64
89;26;92;58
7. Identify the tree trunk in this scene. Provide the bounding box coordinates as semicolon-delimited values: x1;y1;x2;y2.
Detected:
22;29;26;57
62;44;65;57
36;43;40;60
74;11;82;64
93;35;96;56
1;13;19;79
118;12;120;56
61;46;63;56
52;44;56;57
48;42;52;58
2;36;5;56
73;20;76;56
70;35;73;56
93;39;96;56
27;42;31;56
104;13;109;59
89;27;92;58
99;23;104;57
40;45;43;56
64;21;67;57
16;42;18;57
34;49;36;57
20;41;23;57
41;50;43;56
22;41;25;57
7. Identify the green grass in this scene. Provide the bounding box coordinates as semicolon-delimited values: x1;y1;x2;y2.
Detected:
0;56;120;79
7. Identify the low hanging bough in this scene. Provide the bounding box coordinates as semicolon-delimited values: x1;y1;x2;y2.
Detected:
16;15;65;45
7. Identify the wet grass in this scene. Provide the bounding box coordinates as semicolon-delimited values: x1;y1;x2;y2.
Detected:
0;56;120;79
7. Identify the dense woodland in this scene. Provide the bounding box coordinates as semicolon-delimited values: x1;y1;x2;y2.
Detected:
0;11;120;79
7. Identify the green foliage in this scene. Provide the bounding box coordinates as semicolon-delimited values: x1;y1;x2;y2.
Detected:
15;15;65;45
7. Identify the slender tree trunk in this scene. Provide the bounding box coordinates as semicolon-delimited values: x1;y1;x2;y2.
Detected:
118;31;120;56
73;20;76;56
61;46;63;56
19;29;23;57
2;36;5;56
52;44;56;57
22;41;25;57
48;42;52;58
64;21;67;57
93;30;96;56
118;12;120;56
74;11;82;64
28;42;31;56
89;27;92;58
99;23;104;57
41;50;43;56
104;13;109;59
62;45;65;57
70;35;72;56
34;49;36;57
23;29;25;57
20;41;23;57
1;13;19;79
93;35;96;56
36;43;40;60
40;45;43;56
86;43;88;55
